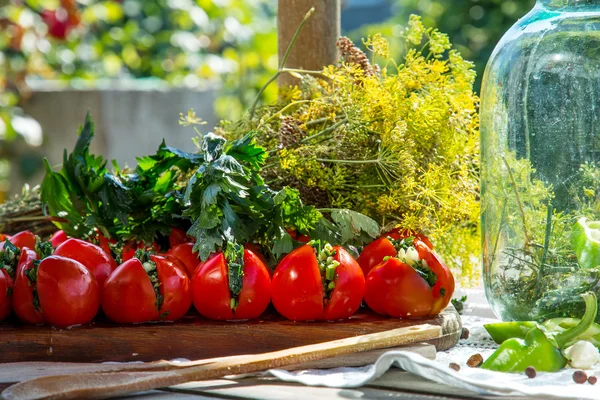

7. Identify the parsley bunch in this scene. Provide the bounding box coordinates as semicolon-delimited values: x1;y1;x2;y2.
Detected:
41;112;202;245
40;112;381;266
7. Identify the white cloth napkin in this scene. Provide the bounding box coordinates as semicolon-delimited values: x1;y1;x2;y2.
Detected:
270;350;600;400
268;289;600;399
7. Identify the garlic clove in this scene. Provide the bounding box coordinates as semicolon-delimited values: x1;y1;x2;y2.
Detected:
565;340;600;369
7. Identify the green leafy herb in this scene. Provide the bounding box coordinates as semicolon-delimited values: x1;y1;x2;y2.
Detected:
26;260;41;312
412;259;437;287
451;295;467;315
312;240;339;299
139;251;163;311
40;112;203;244
35;240;53;260
224;241;245;310
0;240;21;278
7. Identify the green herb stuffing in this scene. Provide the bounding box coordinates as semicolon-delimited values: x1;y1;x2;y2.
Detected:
224;241;245;311
138;250;163;311
311;240;339;299
0;240;21;278
26;260;41;312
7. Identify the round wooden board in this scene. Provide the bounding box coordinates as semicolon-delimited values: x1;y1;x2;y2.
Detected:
0;305;461;363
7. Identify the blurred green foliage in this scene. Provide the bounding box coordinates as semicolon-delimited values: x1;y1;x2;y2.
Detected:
0;0;277;191
351;0;537;92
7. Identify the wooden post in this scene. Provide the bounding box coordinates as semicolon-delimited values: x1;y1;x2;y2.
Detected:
277;0;341;87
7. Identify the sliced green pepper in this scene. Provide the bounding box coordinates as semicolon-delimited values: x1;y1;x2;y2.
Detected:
481;292;597;373
484;321;539;344
572;218;600;269
481;327;567;372
542;318;600;348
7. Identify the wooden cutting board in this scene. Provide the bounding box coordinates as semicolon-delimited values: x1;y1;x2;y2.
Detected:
0;305;461;363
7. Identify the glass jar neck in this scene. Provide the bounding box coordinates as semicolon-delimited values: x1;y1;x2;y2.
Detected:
539;0;600;9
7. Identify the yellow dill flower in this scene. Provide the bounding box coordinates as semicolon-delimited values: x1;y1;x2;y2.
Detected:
405;14;425;45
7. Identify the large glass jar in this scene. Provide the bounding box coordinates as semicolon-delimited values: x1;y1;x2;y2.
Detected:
481;0;600;321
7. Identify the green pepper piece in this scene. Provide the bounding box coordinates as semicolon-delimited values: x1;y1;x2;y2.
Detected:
572;218;600;269
543;318;600;348
553;292;598;348
481;292;598;373
484;321;540;344
481;327;567;372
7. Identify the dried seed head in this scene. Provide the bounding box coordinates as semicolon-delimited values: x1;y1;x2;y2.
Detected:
278;116;305;147
466;353;483;368
336;36;374;76
525;366;536;379
573;370;588;384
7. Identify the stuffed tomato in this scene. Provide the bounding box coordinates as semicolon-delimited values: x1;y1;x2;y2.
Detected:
271;241;364;321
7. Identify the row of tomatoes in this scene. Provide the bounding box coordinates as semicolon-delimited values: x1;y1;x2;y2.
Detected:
0;228;454;328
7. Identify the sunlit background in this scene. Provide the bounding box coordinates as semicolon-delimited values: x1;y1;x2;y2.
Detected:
0;0;536;199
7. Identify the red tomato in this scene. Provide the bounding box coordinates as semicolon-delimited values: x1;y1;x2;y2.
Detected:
50;230;69;248
324;246;365;320
0;234;10;241
192;248;271;321
414;239;455;315
195;252;218;272
0;241;26;321
356;237;397;277
36;256;100;327
271;244;365;321
9;231;37;251
12;250;43;325
166;242;200;276
0;270;12;321
102;254;192;323
357;230;433;276
169;227;189;248
161;253;190;277
54;238;117;288
244;243;269;267
364;257;434;318
14;248;37;283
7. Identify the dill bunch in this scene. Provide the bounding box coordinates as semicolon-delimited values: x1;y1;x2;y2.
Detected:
221;16;481;285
